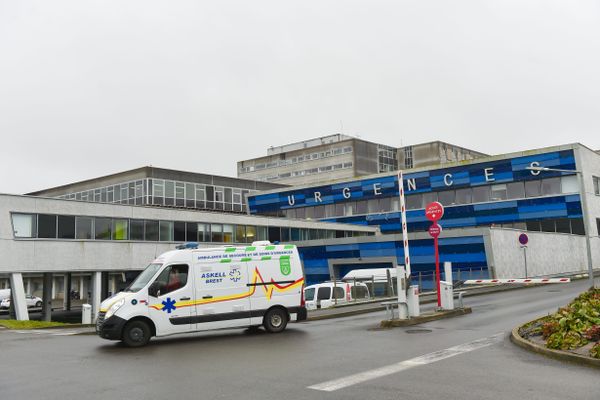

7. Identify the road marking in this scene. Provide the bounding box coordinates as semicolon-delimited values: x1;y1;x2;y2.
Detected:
308;332;504;392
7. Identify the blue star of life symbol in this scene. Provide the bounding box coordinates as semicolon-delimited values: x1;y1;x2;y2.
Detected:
161;297;177;313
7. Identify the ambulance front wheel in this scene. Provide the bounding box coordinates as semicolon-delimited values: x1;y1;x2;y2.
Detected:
263;308;288;333
122;320;151;347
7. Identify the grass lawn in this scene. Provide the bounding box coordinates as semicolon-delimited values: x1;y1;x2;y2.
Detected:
0;320;71;329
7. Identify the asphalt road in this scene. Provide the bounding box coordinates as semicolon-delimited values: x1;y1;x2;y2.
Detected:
1;280;598;400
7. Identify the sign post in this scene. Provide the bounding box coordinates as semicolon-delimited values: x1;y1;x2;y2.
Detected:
426;201;444;308
519;233;529;279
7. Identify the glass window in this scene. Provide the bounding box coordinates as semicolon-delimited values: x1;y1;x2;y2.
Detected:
153;265;189;296
112;219;129;240
333;287;345;299
215;187;224;202
317;287;331;300
507;182;525;199
422;192;437;205
541;177;561;195
526;220;541;232
37;214;57;238
57;215;75;239
153;180;164;197
367;199;379;214
597;218;600;236
313;206;325;219
74;217;93;239
94;218;112;240
268;226;281;242
184;222;196;242
12;214;36;238
571;218;585;235
525;180;542;197
472;186;490;203
561;175;579;194
159;221;174;242
235;225;247;243
355;200;368;215
555;218;571;233
379;197;392;212
405;194;423;209
454;188;472;204
438;190;456;206
165;181;175;198
211;224;223;242
130;219;144;240
594;176;600;195
175;182;185;199
223;224;234;243
490;184;507;201
351;285;368;299
195;184;205;201
344;202;354;216
174;221;186;242
540;219;555;233
145;220;159;241
325;204;336;218
245;226;256;243
281;227;290;242
257;226;268;241
198;224;209;242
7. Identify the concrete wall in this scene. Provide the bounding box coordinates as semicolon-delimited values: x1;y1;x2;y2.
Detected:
488;228;587;278
576;144;600;267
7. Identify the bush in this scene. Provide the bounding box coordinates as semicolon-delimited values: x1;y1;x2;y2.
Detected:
584;325;600;342
542;288;600;351
590;343;600;359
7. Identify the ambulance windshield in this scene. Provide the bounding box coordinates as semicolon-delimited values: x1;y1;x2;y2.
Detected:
124;263;163;292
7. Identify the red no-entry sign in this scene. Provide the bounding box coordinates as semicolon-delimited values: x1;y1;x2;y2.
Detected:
425;201;444;222
428;223;442;239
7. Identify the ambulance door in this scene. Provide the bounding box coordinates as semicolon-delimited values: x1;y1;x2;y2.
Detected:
194;262;251;330
147;264;194;336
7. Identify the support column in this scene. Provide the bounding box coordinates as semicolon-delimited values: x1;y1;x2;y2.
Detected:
42;273;53;322
64;273;72;311
79;275;84;299
9;273;29;321
26;278;31;295
91;271;102;323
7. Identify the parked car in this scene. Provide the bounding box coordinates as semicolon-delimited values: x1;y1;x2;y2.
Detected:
304;281;370;310
0;295;43;309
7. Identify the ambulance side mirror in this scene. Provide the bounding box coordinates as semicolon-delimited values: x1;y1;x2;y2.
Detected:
148;281;160;298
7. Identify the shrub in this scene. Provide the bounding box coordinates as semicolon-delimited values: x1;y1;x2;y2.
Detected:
542;321;560;339
590;343;600;359
584;325;600;342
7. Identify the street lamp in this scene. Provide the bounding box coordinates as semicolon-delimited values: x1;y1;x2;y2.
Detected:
526;166;595;287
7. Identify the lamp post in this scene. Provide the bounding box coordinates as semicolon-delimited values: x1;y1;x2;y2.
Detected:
526;166;595;287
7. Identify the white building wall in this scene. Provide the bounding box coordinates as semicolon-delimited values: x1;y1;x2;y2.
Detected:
575;144;600;268
489;228;587;278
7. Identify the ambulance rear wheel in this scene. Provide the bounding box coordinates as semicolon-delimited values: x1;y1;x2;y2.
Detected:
263;308;288;333
122;320;151;347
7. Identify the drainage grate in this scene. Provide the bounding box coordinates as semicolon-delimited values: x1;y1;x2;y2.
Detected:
405;328;432;334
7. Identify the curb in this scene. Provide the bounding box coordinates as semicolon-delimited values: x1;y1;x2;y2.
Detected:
510;323;600;369
307;306;388;321
380;307;472;328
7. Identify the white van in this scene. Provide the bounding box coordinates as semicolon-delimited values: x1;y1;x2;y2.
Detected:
96;241;307;347
303;281;370;310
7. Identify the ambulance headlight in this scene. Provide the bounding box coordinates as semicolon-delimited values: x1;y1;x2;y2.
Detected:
105;298;125;319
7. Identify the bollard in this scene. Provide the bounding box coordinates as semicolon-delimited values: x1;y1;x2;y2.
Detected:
82;303;92;325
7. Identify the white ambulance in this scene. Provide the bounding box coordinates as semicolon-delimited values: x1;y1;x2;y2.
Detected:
303;281;370;310
96;241;307;347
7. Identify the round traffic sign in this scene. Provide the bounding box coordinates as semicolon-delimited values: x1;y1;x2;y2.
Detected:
518;233;529;246
425;201;444;222
428;223;442;239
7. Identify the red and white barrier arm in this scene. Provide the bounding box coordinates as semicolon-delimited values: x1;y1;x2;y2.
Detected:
463;278;570;285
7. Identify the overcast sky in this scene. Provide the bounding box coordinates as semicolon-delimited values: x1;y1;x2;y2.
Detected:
1;0;600;194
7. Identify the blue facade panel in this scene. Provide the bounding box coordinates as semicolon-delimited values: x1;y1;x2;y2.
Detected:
249;149;577;214
298;236;487;286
